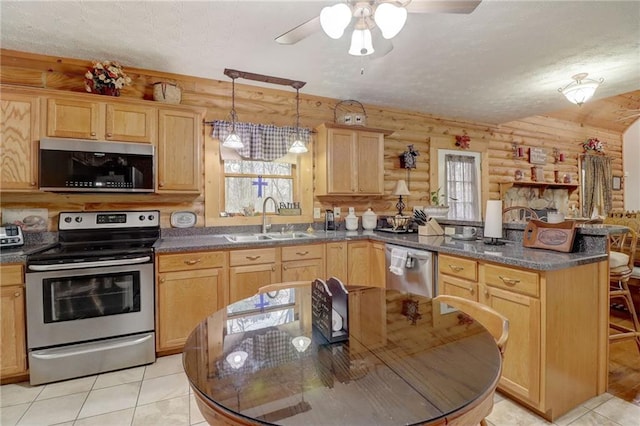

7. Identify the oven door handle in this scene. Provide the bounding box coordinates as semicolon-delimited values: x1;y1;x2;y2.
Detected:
29;333;154;359
28;256;152;271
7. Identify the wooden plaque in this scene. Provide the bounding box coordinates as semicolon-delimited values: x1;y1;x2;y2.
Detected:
529;147;547;165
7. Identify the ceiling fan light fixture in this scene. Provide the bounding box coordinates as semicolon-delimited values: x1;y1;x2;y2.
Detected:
320;3;352;39
349;28;375;56
374;2;408;39
558;73;604;106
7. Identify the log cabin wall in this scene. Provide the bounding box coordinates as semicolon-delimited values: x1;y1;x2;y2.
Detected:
0;49;624;229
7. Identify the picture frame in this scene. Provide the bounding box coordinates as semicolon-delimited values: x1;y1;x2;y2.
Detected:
612;176;622;190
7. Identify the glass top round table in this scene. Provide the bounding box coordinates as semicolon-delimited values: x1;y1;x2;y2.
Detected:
183;285;502;426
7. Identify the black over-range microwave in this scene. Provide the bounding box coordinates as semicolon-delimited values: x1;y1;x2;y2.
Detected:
39;138;155;192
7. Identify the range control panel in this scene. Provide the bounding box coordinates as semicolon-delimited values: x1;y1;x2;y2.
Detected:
58;210;160;230
0;224;24;248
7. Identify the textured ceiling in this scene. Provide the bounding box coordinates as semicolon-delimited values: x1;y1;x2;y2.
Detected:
1;0;639;127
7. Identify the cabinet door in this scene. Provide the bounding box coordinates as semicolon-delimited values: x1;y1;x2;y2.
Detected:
326;242;348;283
348;241;371;286
229;263;280;304
1;93;39;190
439;274;478;301
356;132;384;194
326;128;356;194
157;108;202;193
1;285;26;377
46;98;103;139
369;241;386;288
106;104;157;143
480;284;541;406
157;268;225;352
282;258;325;282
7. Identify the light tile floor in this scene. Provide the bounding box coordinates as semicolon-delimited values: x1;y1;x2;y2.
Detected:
2;353;640;425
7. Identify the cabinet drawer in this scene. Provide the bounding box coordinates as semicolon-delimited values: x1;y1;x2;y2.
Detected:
230;248;277;266
0;264;24;287
281;244;323;262
158;251;226;272
438;254;478;281
483;263;540;297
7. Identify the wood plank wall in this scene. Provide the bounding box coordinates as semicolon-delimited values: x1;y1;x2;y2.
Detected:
0;49;624;228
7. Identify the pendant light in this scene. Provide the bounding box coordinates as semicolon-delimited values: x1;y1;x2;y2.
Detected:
289;84;308;154
222;72;243;149
558;73;604;106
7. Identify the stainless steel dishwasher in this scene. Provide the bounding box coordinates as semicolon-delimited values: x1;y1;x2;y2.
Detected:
385;243;435;298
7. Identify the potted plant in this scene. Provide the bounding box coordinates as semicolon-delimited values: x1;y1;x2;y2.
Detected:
424;187;450;219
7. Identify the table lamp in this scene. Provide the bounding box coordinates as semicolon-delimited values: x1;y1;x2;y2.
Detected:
392;179;411;216
484;200;505;245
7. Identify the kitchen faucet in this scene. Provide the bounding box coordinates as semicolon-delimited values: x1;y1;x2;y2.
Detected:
262;196;278;234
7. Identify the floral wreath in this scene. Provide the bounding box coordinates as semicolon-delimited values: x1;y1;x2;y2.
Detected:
582;137;604;153
455;135;470;149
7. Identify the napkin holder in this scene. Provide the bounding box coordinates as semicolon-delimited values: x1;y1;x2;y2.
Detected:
312;277;349;343
419;218;444;236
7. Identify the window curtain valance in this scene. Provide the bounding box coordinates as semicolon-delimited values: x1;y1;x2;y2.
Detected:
212;120;310;161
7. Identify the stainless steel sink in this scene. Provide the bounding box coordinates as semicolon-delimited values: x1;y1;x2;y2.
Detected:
224;234;272;243
224;232;317;243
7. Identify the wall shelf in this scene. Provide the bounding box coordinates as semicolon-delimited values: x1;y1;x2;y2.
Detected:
499;181;579;198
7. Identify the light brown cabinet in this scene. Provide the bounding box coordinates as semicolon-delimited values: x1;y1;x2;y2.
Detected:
440;253;608;421
326;240;385;287
1;92;40;191
369;241;386;288
281;244;325;282
229;248;280;304
46;98;157;143
325;242;348;281
156;251;227;353
315;123;390;195
157;108;202;193
0;264;27;380
347;241;372;286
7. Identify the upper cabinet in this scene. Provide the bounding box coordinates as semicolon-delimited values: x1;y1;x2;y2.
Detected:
46;98;157;144
1;92;40;190
315;123;391;196
157;108;203;193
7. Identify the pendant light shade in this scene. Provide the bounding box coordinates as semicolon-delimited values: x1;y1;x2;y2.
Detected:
222;74;244;149
374;2;407;39
558;73;604;106
349;28;375;56
320;3;352;39
289;86;308;154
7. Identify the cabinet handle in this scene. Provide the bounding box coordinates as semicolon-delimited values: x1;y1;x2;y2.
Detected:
90;132;96;136
498;275;520;285
296;251;309;256
484;288;490;297
468;286;475;294
448;264;464;272
106;132;113;137
160;277;166;283
159;182;165;187
14;291;21;297
283;266;288;271
271;265;276;272
246;255;261;261
184;259;201;265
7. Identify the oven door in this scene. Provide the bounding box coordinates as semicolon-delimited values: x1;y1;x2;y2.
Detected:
26;259;154;350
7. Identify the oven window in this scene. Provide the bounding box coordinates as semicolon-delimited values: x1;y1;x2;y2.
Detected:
42;272;141;323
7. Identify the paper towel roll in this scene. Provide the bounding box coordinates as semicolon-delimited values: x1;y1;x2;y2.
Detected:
484;200;503;239
331;309;343;332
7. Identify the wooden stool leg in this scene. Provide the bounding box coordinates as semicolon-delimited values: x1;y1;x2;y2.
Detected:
610;280;640;354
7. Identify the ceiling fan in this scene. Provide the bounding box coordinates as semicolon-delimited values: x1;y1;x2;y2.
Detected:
275;0;482;57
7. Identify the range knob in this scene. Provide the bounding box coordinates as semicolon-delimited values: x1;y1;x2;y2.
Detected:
75;217;83;223
148;214;155;221
139;215;146;221
64;217;72;223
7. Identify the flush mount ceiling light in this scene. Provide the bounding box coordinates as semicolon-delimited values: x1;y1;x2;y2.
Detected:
321;1;406;56
222;70;243;149
558;73;604;106
289;82;308;154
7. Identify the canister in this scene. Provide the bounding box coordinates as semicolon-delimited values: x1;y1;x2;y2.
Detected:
362;208;377;230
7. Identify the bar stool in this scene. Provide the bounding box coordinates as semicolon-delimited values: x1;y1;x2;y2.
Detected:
608;227;640;353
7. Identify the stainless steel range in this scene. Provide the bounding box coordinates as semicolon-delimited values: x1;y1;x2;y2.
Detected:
25;210;159;385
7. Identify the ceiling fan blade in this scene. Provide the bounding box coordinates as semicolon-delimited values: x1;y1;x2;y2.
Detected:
405;0;482;14
275;16;322;45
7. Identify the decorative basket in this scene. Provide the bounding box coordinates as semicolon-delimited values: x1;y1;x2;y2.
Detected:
334;99;367;126
153;82;182;104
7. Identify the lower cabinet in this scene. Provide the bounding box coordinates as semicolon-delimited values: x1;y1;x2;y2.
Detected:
0;264;27;380
281;244;325;282
229;248;280;304
439;253;607;421
369;241;386;288
156;252;227;353
326;242;348;282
